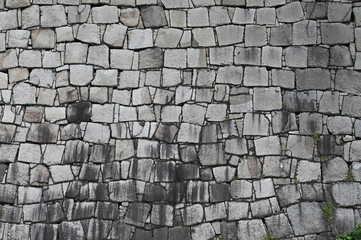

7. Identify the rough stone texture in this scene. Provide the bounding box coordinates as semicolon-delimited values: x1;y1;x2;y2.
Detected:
0;1;360;239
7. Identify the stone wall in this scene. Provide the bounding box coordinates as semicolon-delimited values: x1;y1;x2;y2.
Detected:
0;0;360;239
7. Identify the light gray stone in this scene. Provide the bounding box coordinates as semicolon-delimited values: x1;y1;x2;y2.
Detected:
31;29;55;49
298;112;323;135
87;45;109;68
151;204;173;226
245;25;266;47
323;157;349;183
342;95;361;118
330;45;352;67
237;156;262;179
22;5;39;29
188;7;209;27
76;24;100;44
199;143;225;165
256;7;276;25
297;160;321;182
70;65;93;86
120;8;140;26
209;46;233;65
18;186;42;204
243;113;269;136
191;223;216;240
209;6;230;26
67;5;90;24
332;182;361;206
225;138;248;156
254;136;281;156
192;27;216;47
30;69;55;88
350;140;361;162
128;29;153;49
216;66;243;85
161;0;189;8
8;30;30;48
40;6;67;27
0;49;18;69
181;204;203;226
293;20;317;45
335;70;361;95
187;48;207;68
92;6;118;23
84;123;110;144
65;42;88;64
103;24;127;47
285;46;307;68
205;203;226;221
13;82;36;104
254;178;275;199
155;28;182;48
216;25;244;46
253;87;282;110
286;135;314;160
18;143;41;164
287;202;328;236
328;3;352;22
234;47;261;65
270;24;292;46
262;46;282;68
265;214;293;239
0;10;18;30
327;116;352;135
276;2;304;22
237;220;266;240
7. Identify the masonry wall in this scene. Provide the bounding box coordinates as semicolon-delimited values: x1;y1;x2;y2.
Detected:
0;0;361;239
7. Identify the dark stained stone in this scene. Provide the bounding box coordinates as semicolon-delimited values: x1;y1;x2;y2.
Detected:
110;222;132;240
79;164;101;181
89;144;114;163
63;140;89;164
0;184;17;203
307;46;329;67
154;123;178;142
89;183;109;201
210;183;230;202
59;221;84;240
143;183;165;202
220;222;237;240
48;203;66;223
169;227;191;240
318;135;343;156
0;124;16;143
27;123;59;143
176;164;200;181
23;106;44;123
109;180;137;202
102;162;121;181
0;205;22;223
283;91;317;112
72;202;96;220
87;219;111;240
95;202;118;220
66;102;91;123
140;6;167;28
30;224;57;240
186;181;209;203
30;165;50;186
65;181;82;199
125;202;152;227
200;124;218;143
153;228;168;240
179;145;198;163
60;124;82;140
164;182;186;203
139;48;164;69
155;161;176;182
133;228;152;240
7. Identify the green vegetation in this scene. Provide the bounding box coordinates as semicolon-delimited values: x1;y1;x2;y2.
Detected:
337;224;361;240
320;156;328;163
263;231;277;240
311;133;321;141
213;236;223;240
345;170;354;182
322;203;335;224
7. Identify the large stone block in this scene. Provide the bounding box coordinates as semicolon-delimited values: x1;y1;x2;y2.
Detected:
27;123;59;143
141;6;167;28
321;23;354;45
40;6;67;27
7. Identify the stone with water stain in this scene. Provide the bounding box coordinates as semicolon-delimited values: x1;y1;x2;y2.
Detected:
298;112;323;135
125;202;151;227
191;223;216;240
151;204;174;226
237;219;266;240
287;202;328;235
199;143;225;166
27;123;59;143
283;91;317;112
59;221;84;240
141;6;167;28
286;135;314;159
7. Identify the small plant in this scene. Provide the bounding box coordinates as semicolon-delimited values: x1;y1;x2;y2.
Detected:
293;179;300;185
311;133;321;141
213;236;223;240
345;170;354;182
282;102;288;110
322;203;335;224
263;231;277;240
337;223;361;240
320;156;328;163
223;115;230;122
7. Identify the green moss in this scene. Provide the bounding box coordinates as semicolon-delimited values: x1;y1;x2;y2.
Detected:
345;170;354;182
263;231;277;240
311;133;321;141
337;224;361;240
322;203;335;224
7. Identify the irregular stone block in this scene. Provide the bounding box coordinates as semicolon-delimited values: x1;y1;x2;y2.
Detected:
286;135;314;159
8;30;30;48
243;113;269;136
92;6;118;23
327;116;352;135
298;112;323;135
0;10;18;30
87;45;109;68
161;0;189;8
0;124;16;143
293;20;317;45
128;29;153;49
335;70;361;95
30;69;55;87
49;165;73;182
330;45;352;67
233;8;254;24
104;24;127;47
69;65;93;86
67;5;90;23
125;202;151;227
59;221;84;240
63;140;89;163
151;204;174;226
84;123;110;144
265;214;293;239
6;162;29;185
210;183;230;202
0;205;22;223
328;2;352;22
19;49;41;68
141;6;167;28
306;2;326;19
191;223;215;240
30;224;57;240
76;24;100;44
245;25;266;47
18;186;42;204
31;29;55;49
192;27;216;47
186;181;209;203
27;123;58;143
307;46;329;67
216;25;244;46
276;2;303;22
0;49;18;70
321;23;354;45
237;220;266;240
199;143;225;166
22;5;40;29
342;95;361;118
297;160;321;182
23;203;48;222
0;184;17;203
323;157;349;183
66;102;91;123
262;46;282;68
40;5;67;27
287;202;328;235
318;135;343;156
270;24;292;46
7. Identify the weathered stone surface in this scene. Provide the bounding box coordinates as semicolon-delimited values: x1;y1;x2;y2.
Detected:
335;70;361;95
87;45;109;68
40;6;67;27
342;95;361;118
141;6;167;28
0;10;18;30
59;221;84;240
321;23;354;45
63;140;89;164
191;223;215;240
286;135;314;159
0;49;18;70
125;202;151;227
70;65;93;86
293;20;317;45
27;123;59;143
237;220;266;240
